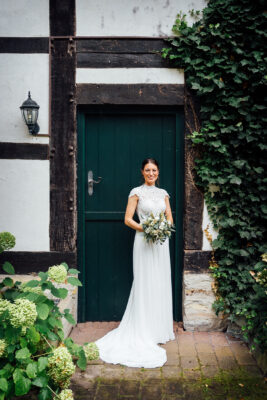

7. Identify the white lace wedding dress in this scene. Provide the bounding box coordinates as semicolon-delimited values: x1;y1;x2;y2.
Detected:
95;183;175;368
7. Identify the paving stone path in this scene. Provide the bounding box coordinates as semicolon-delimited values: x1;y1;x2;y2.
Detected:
70;322;265;400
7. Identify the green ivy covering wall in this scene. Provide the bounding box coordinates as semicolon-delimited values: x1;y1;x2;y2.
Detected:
162;0;267;351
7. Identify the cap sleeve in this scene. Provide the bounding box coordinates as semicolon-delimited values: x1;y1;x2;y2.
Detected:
162;189;170;198
128;187;140;198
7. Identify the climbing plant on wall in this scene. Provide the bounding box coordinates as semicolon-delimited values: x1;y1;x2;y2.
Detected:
162;0;267;350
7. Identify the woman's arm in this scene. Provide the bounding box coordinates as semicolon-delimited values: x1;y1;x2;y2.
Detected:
164;196;173;225
124;195;143;232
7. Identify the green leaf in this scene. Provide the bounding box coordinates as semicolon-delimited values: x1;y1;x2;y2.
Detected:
46;331;58;341
0;378;8;392
77;348;87;370
67;277;82;287
38;387;52;400
2;261;15;275
230;176;242;185
51;286;68;299
15;376;31;396
26;326;40;344
38;272;48;281
32;376;48;388
38;357;48;373
36;304;50;320
15;347;31;360
26;363;38;379
24;280;40;288
3;277;13;287
61;262;69;271
64;313;76;325
68;268;80;274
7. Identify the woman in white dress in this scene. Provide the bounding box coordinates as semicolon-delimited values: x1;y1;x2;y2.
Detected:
95;158;175;368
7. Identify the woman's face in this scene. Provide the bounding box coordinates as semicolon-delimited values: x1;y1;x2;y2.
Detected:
141;162;159;186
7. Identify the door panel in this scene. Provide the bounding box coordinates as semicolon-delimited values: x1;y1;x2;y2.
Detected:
78;107;183;322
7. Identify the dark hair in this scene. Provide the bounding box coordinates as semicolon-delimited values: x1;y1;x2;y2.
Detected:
140;158;160;186
141;158;159;170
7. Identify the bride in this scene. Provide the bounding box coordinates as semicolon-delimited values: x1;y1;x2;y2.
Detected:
95;158;175;368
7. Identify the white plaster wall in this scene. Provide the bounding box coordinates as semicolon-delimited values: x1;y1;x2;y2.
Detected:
0;160;50;251
0;0;49;37
202;200;218;250
0;54;49;143
76;0;207;37
76;68;184;84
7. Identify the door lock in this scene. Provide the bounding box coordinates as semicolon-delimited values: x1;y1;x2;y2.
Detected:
88;170;102;196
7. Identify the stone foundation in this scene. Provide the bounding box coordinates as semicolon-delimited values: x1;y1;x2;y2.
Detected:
182;271;228;331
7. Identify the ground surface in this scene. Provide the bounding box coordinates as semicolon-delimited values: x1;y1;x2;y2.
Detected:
69;322;266;400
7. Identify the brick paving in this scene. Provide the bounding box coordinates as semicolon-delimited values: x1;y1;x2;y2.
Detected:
69;321;265;399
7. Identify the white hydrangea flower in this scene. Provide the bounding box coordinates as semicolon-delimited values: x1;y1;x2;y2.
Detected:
48;264;67;283
57;389;74;400
20;282;43;295
8;298;37;329
0;339;6;357
48;345;75;389
83;342;99;361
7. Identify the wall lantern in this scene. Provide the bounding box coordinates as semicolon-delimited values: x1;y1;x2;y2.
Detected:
20;91;40;135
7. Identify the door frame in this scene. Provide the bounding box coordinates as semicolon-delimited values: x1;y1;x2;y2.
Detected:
77;105;184;322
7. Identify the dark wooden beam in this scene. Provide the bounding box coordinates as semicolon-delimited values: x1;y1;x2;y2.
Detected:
183;85;204;249
50;39;76;251
0;37;49;53
77;52;173;68
0;252;77;274
0;142;49;160
184;250;212;273
76;38;168;53
49;0;76;36
77;84;184;105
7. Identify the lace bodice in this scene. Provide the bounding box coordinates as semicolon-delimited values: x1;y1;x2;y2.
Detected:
128;184;169;223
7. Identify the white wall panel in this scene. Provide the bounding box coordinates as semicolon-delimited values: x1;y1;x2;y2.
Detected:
0;0;49;37
0;54;49;143
0;160;50;251
76;68;184;84
76;0;206;37
202;200;218;251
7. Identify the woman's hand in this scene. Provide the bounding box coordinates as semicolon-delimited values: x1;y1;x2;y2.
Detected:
124;195;143;232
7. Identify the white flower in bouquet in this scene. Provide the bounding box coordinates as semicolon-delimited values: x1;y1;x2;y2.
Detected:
142;212;175;245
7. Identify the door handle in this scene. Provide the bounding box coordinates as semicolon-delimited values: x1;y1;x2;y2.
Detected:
88;170;102;196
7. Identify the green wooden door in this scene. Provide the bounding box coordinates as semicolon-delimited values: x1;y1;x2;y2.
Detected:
77;106;184;322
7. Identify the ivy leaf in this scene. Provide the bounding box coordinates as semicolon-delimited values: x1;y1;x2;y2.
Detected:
230;176;242;185
67;277;82;287
0;378;8;392
36;304;50;320
2;261;15;275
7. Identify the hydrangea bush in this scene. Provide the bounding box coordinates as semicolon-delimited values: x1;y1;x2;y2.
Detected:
0;231;100;399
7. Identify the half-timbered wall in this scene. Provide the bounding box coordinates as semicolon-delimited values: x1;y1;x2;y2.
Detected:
0;0;223;330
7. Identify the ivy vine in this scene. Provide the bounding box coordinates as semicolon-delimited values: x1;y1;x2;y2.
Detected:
162;0;267;351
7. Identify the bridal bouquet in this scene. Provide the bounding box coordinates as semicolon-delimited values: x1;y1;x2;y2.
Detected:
142;211;175;245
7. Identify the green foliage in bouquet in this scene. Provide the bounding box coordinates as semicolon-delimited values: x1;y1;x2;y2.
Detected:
0;231;99;399
142;212;175;245
161;0;267;351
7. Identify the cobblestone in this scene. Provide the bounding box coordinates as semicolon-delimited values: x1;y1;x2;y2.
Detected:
69;321;265;399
